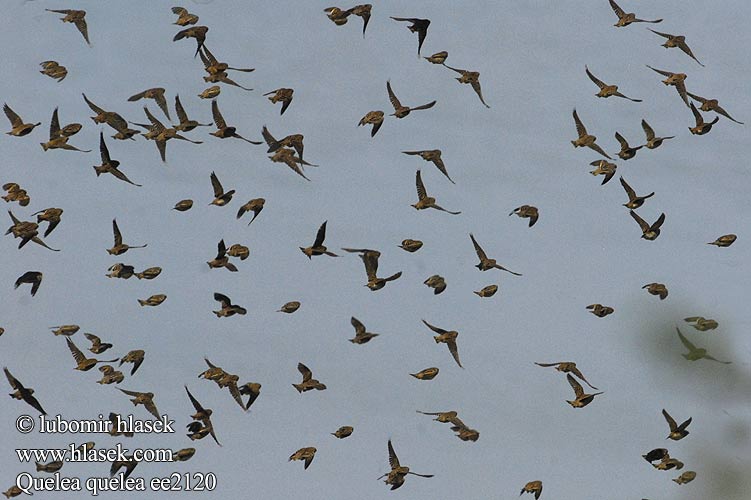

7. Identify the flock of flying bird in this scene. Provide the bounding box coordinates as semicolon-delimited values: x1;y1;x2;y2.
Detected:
1;1;744;498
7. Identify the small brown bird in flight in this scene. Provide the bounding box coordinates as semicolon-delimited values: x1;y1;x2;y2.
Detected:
39;61;67;82
423;275;446;295
173;25;209;57
520;480;543;499
402;149;454;183
84;333;112;354
424;51;448;64
332;426;354;439
614;132;643;160
4;103;41;137
585;66;641;101
358;110;384;137
684;316;718;331
210;99;262;144
646;66;689;107
608;0;662;27
209;171;235;207
413;170;460;214
398;239;423;252
589;159;617;185
207;239;238;272
213;293;247;317
300;221;338;258
185;386;221;446
277;301;301;314
587;304;614;317
509;205;539;227
410;367;439;380
66;338;118;371
263;88;294;115
293;363;327;393
707;234;736;247
172;6;199;26
571;109;612;159
82;94;140;140
236;198;265;225
640;119;674;149
474;284;498;297
649;29;704;67
620;177;654;209
378;439;434;490
662;409;692;440
422;319;462;368
289;447;317;470
14;271;42;297
94;133;141;187
128;88;170;121
535;361;598;390
676;327;730;363
630;210;665;240
642;283;668;300
119;349;145;376
199;46;254;91
174;95;212;132
46;9;90;45
118;388;161;419
469;233;521;275
341;248;402;290
390;17;431;55
689;102;720;135
108;219;147;255
443;64;490;108
4;367;46;415
2;183;30;207
387;81;436;118
687;92;743;125
566;373;603;408
349;316;379;344
40;108;90;152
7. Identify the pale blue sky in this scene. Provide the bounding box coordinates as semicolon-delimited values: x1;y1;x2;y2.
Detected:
2;0;750;499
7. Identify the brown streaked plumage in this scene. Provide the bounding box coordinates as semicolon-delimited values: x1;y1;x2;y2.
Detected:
173;25;209;57
198;86;221;99
108;219;147;255
443;64;490;108
277;301;301;313
571;108;612;159
589;159;617;185
227;244;249;260
106;263;136;279
137;294;167;307
172;6;199;26
642;447;669;463
174;94;211;132
135;106;203;162
236;198;265;225
398;239;423;252
642;282;668;300
199;45;255;75
673;471;697;485
14;271;42;297
82;94;140;140
687;92;743;125
473;284;498;297
213;293;247;317
4;367;46;415
608;0;662;27
173;199;193;212
341;247;402;290
708;234;736;247
646;66;689;107
422;319;462;368
332;426;354;439
32;208;63;238
118;388;160;419
424;51;448;64
84;333;113;354
262;127;306;161
662;409;692;441
349;316;379;344
324;6;353;26
689;101;720;135
46;9;90;45
239;382;261;410
94;133;141;187
207;239;238;272
351;4;372;37
39;60;67;82
654;456;684;471
119;349;145;376
135;266;162;280
66;338;118;371
683;316;718;331
263;88;294;116
35;460;64;473
390;17;431;55
4;103;41;137
566;373;603;408
630;210;665;240
585;65;642;101
300;220;338;258
2;183;30;207
210;99;262;143
289;447;317;470
172;448;196;462
412;170;460;214
649;29;704;67
640;119;674;149
50;325;79;336
535;361;599;390
269;147;315;181
378;439;434;490
128;88;170;121
620;177;653;209
97;366;124;385
209;171;235;207
469;233;521;275
509;205;539;227
402;149;454;183
417;410;457;422
6;210;60;251
520;480;543;499
423;275;446;295
614;132;643;160
293;363;327;393
410;367;439;380
586;303;614;317
358;110;384;137
185;386;221;446
387;80;436;118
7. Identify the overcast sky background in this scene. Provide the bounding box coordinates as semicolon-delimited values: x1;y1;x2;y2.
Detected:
1;0;750;498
